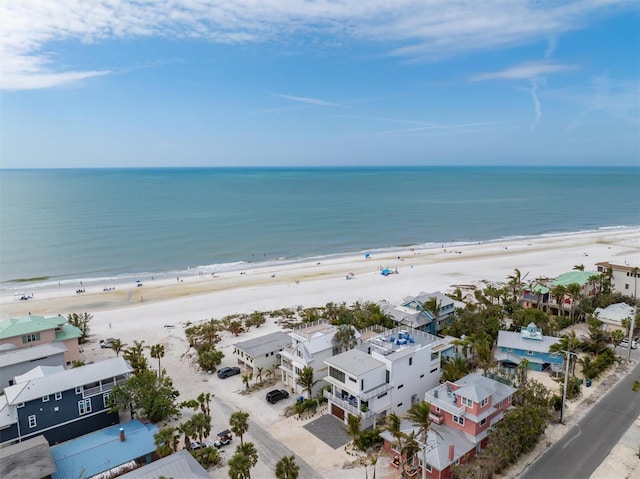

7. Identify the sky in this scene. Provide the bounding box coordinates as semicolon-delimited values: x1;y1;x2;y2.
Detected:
1;0;639;168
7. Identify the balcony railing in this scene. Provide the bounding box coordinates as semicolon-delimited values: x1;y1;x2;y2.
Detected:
323;390;377;419
360;382;394;401
425;385;466;417
83;378;127;398
429;411;443;424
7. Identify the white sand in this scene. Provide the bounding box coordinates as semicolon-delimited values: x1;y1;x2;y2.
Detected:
2;228;639;478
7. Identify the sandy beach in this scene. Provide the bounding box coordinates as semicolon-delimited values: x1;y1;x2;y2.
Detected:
2;228;639;478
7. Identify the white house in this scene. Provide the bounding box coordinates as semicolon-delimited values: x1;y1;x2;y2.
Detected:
232;331;290;377
324;327;447;429
279;321;361;397
595;261;640;297
594;302;637;330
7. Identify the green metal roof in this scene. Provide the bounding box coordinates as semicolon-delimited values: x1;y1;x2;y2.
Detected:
0;314;67;340
529;284;550;294
551;271;595;287
55;323;82;341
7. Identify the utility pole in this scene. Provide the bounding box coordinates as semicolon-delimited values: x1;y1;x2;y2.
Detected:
627;267;638;362
560;349;578;424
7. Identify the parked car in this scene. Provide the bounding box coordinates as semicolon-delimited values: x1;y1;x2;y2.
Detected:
100;338;117;349
266;389;289;404
213;429;233;448
217;366;241;379
621;338;637;349
189;439;215;450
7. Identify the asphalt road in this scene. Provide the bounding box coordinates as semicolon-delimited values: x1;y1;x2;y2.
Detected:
520;353;640;479
209;395;325;479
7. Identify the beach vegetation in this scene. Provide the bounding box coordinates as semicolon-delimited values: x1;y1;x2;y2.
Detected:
154;426;180;457
67;312;92;343
242;372;253;390
191;446;222;468
196;343;225;371
332;324;358;353
354;428;383;452
245;311;266;329
228;320;245;336
150;343;165;378
441;356;471;382
109;367;181;423
294;398;317;418
230;410;250;445
109;338;127;357
124;340;148;375
275;455;300;479
185;319;222;348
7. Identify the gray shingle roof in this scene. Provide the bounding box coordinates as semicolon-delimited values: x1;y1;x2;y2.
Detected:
452;373;516;405
233;331;290;357
4;357;132;405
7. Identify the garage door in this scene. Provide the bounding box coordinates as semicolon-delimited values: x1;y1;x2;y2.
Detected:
331;404;344;421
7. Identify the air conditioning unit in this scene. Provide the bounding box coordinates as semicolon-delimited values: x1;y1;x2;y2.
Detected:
54;407;59;412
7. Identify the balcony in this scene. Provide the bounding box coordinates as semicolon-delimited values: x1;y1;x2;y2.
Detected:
323;390;377;419
429;410;443;424
83;378;128;398
360;382;394;401
425;385;466;417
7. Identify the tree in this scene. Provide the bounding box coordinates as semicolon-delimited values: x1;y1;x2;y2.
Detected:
189;412;212;445
110;338;127;357
255;367;263;385
150;343;165;378
154;426;179;458
507;268;524;303
550;330;582;375
275;455;300;479
242;373;253;391
332;324;357;353
405;401;432;444
551;284;567;317
230;411;250;445
566;283;582;322
197;343;224;371
441;356;471;383
228;320;245;336
422;296;442;332
67;312;92;343
109;368;180;423
344;413;362;447
611;329;626;349
228;442;259;479
296;366;319;399
124;340;148;374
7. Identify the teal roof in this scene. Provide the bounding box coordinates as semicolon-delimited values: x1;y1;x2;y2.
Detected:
528;284;550;294
0;315;66;340
50;420;158;479
551;271;595;287
55;323;82;341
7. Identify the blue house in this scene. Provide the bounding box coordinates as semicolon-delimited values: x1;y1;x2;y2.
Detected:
496;323;563;373
50;419;158;479
0;357;132;446
400;291;464;335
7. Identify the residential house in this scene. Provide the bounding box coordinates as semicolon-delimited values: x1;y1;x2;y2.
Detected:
521;284;550;309
382;373;517;478
595;261;640;297
0;435;56;479
549;271;598;315
382;292;464;335
233;331;290;377
50;419;158;479
324;327;447;429
594;303;637;331
0;314;81;366
117;449;210;479
496;323;562;373
0;342;67;389
0;357;132;446
280;321;361;397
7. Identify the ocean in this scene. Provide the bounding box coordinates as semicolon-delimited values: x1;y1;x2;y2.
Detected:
1;167;638;292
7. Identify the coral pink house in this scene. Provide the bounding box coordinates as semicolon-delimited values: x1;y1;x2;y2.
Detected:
382;373;516;478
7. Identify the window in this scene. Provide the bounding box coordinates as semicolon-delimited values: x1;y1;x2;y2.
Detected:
528;351;534;355
78;399;92;415
22;333;39;344
508;396;512;403
28;415;37;428
435;406;440;412
397;402;403;408
17;403;24;408
55;392;62;400
75;386;83;395
409;357;413;366
103;392;111;407
42;395;50;402
453;415;465;425
397;384;404;390
462;397;473;407
377;392;388;399
420;374;425;378
430;367;438;373
425;463;432;472
625;284;629;290
329;367;345;383
481;398;489;407
480;418;487;426
349;376;357;383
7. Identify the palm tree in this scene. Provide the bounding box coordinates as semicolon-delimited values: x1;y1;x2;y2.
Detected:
333;324;357;353
154;426;179;457
610;329;625;349
550;330;582;375
405;401;432;444
296;366;319;399
275;455;299;479
566;283;582;322
507;268;524;303
344;414;362;448
228;442;258;479
124;340;147;374
190;412;211;445
110;339;126;357
422;297;442;333
551;284;567;317
178;420;196;451
150;343;165;378
573;264;585;271
230;410;250;445
256;367;263;385
197;392;212;417
242;373;253;391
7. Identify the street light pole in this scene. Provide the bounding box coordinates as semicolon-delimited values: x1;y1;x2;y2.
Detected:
560;349;578;424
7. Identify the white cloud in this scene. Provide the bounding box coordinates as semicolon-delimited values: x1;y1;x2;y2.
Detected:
529;79;542;130
0;0;632;90
470;61;578;82
273;93;350;108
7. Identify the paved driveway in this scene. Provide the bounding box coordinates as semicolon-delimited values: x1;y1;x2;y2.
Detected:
303;414;352;449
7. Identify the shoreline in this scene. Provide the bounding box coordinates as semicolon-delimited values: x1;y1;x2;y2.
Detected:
2;227;639;320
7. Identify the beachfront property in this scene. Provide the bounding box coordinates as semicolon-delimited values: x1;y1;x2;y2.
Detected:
0;314;82;366
380;292;464;335
0;342;67;389
0;357;132;446
280;321;362;397
521;284;550;309
382;373;517;479
49;419;158;479
595;261;640;296
594;303;637;330
323;327;448;429
495;323;562;373
549;270;599;314
232;331;290;377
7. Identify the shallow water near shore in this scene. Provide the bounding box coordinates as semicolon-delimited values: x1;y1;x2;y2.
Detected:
1;166;638;291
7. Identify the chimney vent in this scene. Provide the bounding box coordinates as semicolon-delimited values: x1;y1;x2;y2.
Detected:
119;428;125;442
448;444;454;461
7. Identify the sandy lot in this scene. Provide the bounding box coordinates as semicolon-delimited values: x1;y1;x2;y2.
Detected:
2;228;639;478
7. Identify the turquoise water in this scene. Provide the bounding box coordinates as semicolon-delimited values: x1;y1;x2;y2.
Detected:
1;167;638;291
